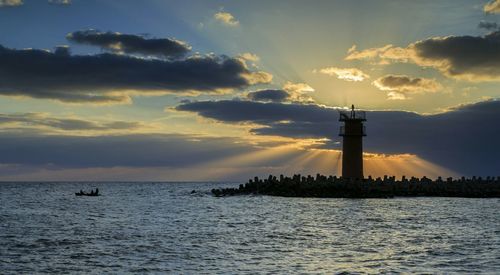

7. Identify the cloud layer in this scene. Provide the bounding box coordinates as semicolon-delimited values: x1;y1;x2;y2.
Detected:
247;89;290;102
176;99;500;176
346;31;500;81
317;67;369;82
0;0;22;7
478;21;499;31
0;113;142;131
0;44;271;103
214;11;239;26
484;0;500;14
0;133;256;168
1;99;498;178
67;30;191;59
373;75;442;100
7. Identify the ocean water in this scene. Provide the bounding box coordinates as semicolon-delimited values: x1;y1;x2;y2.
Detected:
1;182;499;274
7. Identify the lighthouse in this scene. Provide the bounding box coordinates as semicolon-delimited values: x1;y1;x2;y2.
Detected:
339;105;366;179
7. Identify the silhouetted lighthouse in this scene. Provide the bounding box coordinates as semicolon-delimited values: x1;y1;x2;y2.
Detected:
339;105;366;179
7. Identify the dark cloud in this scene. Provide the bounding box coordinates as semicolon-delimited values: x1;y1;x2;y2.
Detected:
247;89;290;102
176;100;334;124
0;131;313;181
0;133;258;168
177;99;500;176
0;113;141;131
478;21;499;31
176;100;349;141
346;31;500;81
251;121;333;139
412;31;500;80
53;45;71;55
373;75;441;92
67;30;190;58
373;74;442;99
0;44;271;103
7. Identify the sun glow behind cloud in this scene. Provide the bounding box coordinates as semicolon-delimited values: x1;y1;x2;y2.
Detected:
162;138;458;180
363;153;458;179
217;149;452;180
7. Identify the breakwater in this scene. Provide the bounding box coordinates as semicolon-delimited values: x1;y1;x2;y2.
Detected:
212;174;500;198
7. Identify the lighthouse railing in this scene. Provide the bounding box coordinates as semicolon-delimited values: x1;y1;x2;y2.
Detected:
338;110;366;121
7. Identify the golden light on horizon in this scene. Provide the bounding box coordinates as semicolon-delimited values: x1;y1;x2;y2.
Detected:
186;137;458;180
363;153;458;179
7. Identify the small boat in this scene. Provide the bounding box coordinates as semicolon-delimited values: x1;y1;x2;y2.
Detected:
75;189;100;196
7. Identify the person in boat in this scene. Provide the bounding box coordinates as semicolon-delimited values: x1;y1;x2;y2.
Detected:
90;189;95;195
95;188;99;195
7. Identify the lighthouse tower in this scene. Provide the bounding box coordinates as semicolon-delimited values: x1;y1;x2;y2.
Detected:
339;105;366;179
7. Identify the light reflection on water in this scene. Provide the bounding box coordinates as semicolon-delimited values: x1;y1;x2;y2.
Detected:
1;182;499;274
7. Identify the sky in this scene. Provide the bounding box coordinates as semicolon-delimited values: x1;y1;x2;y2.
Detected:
0;0;500;180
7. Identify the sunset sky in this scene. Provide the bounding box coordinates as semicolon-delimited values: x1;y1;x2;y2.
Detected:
1;0;499;180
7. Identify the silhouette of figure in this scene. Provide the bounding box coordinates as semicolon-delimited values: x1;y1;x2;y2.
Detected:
95;188;99;195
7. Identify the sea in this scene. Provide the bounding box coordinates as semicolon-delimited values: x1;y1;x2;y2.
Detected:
1;182;499;274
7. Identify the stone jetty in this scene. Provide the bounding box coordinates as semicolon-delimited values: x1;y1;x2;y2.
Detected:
212;174;500;198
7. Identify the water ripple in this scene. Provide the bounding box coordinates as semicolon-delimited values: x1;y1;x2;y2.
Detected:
0;182;499;274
